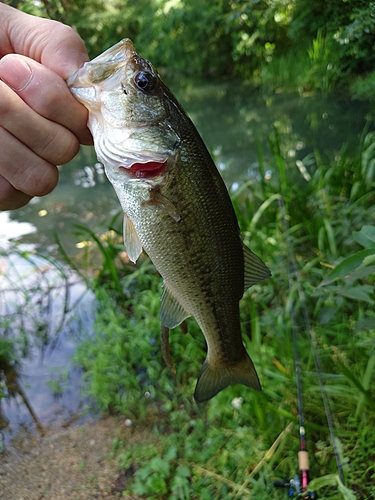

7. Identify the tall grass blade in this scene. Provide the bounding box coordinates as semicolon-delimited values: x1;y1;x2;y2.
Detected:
355;353;375;418
250;193;281;230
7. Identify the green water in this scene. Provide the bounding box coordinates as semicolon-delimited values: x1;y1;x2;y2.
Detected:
7;82;373;257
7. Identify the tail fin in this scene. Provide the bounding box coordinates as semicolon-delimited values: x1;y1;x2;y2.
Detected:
194;354;261;403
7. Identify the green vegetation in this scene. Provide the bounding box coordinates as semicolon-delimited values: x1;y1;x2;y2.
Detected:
8;0;375;96
68;128;375;498
2;1;375;497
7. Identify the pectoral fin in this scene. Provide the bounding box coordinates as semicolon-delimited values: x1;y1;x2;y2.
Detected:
123;213;143;263
243;244;271;290
143;189;181;222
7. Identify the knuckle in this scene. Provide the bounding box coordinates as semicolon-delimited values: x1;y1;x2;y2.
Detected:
0;176;32;210
48;21;81;43
0;130;58;198
24;164;59;197
39;127;80;165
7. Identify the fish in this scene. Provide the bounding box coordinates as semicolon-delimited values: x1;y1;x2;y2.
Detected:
67;39;271;403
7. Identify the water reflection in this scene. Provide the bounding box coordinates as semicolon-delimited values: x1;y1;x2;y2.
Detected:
178;83;373;184
0;244;95;446
0;212;36;249
8;146;119;259
74;162;106;188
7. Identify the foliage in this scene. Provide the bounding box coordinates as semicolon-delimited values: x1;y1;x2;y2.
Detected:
350;70;375;101
0;338;18;400
333;2;375;73
7;0;375;93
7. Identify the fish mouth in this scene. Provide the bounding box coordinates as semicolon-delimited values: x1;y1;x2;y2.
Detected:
67;39;136;88
120;160;168;179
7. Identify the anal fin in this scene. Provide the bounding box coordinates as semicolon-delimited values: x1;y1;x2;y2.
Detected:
160;283;190;329
160;285;190;372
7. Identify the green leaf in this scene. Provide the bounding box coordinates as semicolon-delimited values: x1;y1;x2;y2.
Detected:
320;249;375;285
175;464;191;477
308;474;356;500
250;193;281;229
324;217;337;257
362;254;375;267
336;362;375;410
337;286;374;303
307;473;337;489
352;225;375;249
164;445;178;462
337;480;359;500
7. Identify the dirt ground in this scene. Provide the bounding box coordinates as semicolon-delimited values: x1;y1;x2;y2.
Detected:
0;417;135;500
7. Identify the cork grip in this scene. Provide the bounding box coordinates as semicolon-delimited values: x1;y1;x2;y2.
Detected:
298;451;310;470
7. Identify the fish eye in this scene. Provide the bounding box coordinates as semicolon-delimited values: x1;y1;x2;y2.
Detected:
134;71;156;94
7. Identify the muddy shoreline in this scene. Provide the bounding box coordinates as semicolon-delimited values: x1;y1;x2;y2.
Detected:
0;417;133;500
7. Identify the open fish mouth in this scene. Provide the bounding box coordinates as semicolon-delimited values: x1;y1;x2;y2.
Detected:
121;160;168;179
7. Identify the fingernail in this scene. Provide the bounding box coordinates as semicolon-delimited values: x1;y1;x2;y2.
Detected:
0;56;33;92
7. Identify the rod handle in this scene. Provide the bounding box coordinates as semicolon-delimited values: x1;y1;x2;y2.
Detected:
298;450;310;471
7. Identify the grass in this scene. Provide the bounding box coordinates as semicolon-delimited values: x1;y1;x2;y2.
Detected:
259;30;345;95
68;126;375;499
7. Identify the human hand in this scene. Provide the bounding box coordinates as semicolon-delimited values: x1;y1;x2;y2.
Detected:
0;3;93;210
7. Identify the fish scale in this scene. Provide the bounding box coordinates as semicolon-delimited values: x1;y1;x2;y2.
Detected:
67;38;271;402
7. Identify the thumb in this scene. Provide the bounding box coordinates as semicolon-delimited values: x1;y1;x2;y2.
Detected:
40;32;90;80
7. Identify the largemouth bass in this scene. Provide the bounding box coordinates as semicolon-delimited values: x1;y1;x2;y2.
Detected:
67;39;271;403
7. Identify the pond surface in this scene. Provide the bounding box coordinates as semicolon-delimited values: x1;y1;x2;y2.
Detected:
0;232;95;446
1;82;373;445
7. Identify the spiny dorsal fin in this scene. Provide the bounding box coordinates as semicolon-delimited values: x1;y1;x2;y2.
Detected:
123;212;143;263
160;283;191;329
243;244;271;290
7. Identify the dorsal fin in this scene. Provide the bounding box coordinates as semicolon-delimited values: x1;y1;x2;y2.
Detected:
243;244;271;290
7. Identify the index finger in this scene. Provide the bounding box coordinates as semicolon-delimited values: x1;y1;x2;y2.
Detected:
0;54;92;145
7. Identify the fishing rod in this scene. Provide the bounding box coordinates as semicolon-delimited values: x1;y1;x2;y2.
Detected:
273;299;317;499
273;259;317;499
273;198;345;498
